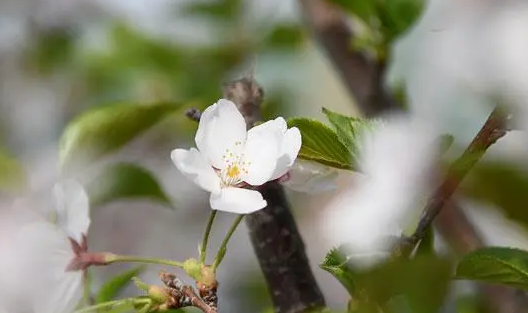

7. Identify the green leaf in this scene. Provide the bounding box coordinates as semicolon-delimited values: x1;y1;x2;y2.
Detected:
321;107;378;154
359;256;451;313
86;163;172;208
462;161;528;228
0;148;26;194
320;245;358;296
455;247;528;289
59;103;179;174
95;266;146;303
379;0;424;41
322;246;451;313
287;118;354;170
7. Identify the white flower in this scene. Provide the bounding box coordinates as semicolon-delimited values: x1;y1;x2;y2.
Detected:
0;179;90;313
321;116;439;267
281;160;338;193
171;99;301;214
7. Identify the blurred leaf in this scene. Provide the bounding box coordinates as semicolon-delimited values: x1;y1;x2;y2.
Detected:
87;163;172;208
378;0;424;41
287;118;354;170
261;25;304;50
455;247;528;289
462;161;528;228
95;266;145;303
27;27;76;73
320;245;358;295
360;256;451;313
0;148;26;194
322;246;451;313
59;103;179;174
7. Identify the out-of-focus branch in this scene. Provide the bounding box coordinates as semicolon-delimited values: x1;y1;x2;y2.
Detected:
297;2;528;312
397;108;507;255
297;0;398;117
222;78;326;313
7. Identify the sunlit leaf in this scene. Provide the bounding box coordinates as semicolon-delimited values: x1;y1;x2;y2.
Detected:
455;247;528;289
59;103;179;174
86;163;172;208
287;118;355;170
96;266;146;303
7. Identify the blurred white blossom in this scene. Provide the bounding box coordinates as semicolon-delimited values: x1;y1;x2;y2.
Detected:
321;115;439;267
281;159;338;193
171;99;301;214
389;0;528;141
0;179;90;313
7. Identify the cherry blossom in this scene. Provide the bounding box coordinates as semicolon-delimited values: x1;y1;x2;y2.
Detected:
171;99;301;214
281;159;338;193
321;116;439;267
0;179;90;313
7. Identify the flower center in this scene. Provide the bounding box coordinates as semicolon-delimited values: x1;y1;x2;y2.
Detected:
226;165;240;179
220;141;249;186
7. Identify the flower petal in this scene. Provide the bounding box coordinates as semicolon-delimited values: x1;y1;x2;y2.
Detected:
53;179;90;243
281;160;338;193
171;148;221;193
37;272;83;313
271;127;302;180
195;99;247;169
209;187;267;214
13;221;76;308
241;120;284;185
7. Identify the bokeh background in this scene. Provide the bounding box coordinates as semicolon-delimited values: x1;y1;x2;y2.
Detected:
3;0;528;312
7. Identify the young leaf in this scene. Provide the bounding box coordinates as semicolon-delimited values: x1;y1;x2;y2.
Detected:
320;245;358;295
455;247;528;289
0;148;26;194
86;163;173;208
287;118;355;170
59;103;179;174
95;266;146;303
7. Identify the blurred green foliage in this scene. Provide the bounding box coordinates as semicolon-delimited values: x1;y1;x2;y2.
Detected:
456;246;528;290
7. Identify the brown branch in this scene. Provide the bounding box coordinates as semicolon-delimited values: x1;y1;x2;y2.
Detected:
296;0;398;117
223;78;326;313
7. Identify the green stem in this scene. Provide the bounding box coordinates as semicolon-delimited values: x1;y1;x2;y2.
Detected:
74;297;150;313
106;254;184;268
212;214;245;271
82;269;93;306
200;210;218;264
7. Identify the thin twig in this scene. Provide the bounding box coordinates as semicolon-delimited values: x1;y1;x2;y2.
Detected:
397;108;507;256
160;271;217;313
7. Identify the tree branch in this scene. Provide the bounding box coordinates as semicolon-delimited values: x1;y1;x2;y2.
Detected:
296;0;398;117
296;2;528;312
398;108;507;255
222;78;326;313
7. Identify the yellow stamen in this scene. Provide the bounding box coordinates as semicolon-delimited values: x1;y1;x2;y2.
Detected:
226;165;240;178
